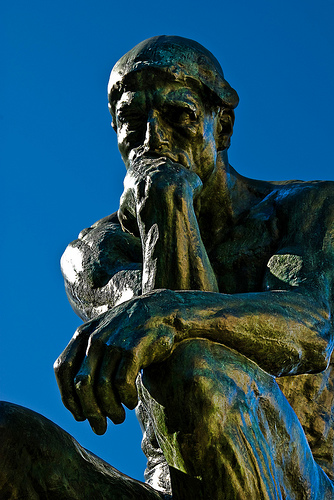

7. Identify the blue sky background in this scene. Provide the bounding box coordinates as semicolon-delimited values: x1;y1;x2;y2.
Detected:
2;0;334;482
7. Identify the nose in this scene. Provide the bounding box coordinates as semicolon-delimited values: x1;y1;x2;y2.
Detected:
144;110;168;151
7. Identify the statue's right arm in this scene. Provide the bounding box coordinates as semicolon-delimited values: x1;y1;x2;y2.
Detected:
55;162;334;436
61;212;142;321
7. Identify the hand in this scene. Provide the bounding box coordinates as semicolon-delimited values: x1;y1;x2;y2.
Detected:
118;156;202;234
54;290;178;434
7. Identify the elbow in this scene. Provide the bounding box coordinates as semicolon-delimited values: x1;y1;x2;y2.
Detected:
312;347;331;374
299;303;333;374
319;338;333;372
314;315;334;372
300;332;333;375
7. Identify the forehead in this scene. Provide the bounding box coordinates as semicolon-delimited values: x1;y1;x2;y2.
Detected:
115;70;205;111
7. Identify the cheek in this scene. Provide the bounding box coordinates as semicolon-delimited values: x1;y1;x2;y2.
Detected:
197;123;217;163
190;128;217;180
171;124;204;159
202;137;217;162
117;126;141;160
117;126;128;152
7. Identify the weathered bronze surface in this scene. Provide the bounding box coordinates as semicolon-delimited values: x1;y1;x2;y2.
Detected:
1;35;334;499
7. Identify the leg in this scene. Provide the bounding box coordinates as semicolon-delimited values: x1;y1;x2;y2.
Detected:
0;401;164;500
140;339;334;499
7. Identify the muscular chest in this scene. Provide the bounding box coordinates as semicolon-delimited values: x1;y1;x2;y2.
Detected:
208;210;281;294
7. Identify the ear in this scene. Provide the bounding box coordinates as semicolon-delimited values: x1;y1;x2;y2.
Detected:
216;108;235;150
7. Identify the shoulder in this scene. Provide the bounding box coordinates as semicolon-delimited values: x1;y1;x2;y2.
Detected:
271;179;334;206
269;181;334;242
264;180;334;292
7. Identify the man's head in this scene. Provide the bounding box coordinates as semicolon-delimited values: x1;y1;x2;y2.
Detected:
108;36;239;181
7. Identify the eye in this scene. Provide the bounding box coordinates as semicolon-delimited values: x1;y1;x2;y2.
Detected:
117;109;145;129
166;105;197;126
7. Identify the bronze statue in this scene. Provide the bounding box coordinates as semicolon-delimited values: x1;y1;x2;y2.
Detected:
1;36;334;499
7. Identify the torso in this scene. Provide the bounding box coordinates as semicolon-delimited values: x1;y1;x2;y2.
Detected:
209;179;334;294
209;178;334;478
80;177;334;479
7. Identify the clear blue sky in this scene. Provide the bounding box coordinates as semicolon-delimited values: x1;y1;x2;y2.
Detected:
2;0;334;482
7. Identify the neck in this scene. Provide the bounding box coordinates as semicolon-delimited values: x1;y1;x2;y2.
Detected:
197;149;271;248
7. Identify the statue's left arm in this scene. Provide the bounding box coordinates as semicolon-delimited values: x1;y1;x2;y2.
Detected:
54;286;333;434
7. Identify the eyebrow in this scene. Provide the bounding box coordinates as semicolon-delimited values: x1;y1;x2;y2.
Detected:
116;88;202;116
164;100;198;113
163;89;201;110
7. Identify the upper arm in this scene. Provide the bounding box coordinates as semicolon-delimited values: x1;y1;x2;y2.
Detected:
263;185;334;308
262;187;334;368
263;246;331;307
61;214;143;320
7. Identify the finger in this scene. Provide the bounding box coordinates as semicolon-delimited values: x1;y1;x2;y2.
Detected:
54;324;92;421
96;349;126;425
74;340;107;435
114;353;140;410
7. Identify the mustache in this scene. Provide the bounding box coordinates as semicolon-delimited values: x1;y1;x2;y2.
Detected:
129;145;192;172
133;146;178;163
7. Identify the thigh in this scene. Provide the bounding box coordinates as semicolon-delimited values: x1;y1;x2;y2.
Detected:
141;339;334;499
0;401;163;500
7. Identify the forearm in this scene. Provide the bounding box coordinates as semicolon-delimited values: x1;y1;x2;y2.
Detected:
156;289;332;376
139;194;218;293
127;158;218;293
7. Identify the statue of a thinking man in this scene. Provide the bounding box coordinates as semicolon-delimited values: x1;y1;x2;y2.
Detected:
1;36;334;500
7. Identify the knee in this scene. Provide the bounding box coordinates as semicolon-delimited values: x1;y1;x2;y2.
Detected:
143;339;251;431
175;341;243;416
0;401;36;491
0;401;24;452
0;401;83;495
0;401;48;446
0;401;77;460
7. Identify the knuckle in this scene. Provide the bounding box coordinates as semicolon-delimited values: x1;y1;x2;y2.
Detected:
53;356;68;378
53;356;62;374
74;373;91;391
97;375;110;393
115;368;135;393
74;320;95;340
87;335;104;354
73;325;85;339
54;352;78;376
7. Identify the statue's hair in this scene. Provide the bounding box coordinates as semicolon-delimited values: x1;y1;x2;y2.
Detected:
108;36;239;115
